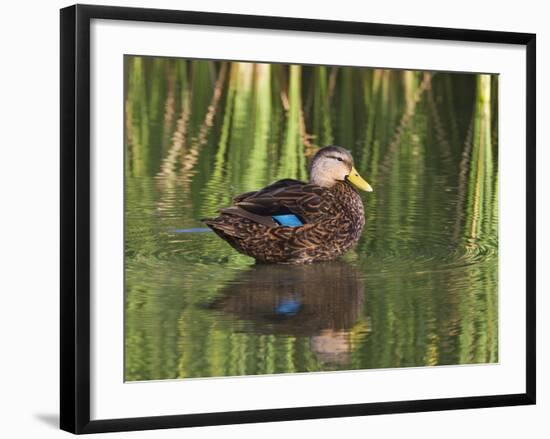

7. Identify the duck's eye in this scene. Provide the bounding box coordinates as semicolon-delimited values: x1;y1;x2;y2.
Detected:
335;157;343;162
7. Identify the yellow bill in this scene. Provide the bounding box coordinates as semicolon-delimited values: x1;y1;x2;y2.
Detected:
346;167;373;192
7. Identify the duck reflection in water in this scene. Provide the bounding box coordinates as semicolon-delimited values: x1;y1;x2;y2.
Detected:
210;261;367;366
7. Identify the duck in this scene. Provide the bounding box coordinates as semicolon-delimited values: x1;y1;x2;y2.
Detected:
203;145;373;264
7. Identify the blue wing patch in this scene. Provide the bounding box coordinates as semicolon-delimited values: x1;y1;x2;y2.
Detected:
275;298;302;316
272;214;304;227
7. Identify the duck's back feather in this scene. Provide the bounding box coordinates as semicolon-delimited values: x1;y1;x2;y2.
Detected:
233;179;333;224
232;179;303;203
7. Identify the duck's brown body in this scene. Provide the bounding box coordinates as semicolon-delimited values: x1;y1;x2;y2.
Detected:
204;179;365;264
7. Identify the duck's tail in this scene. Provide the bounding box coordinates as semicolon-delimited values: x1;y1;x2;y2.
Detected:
202;217;242;238
202;207;276;237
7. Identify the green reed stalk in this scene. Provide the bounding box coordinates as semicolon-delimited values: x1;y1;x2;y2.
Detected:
311;66;333;146
244;64;272;189
126;56;150;177
278;64;306;180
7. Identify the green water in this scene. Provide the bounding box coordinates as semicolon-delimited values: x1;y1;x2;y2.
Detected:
124;57;498;381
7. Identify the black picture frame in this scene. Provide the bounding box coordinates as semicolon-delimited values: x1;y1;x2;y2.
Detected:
60;4;536;434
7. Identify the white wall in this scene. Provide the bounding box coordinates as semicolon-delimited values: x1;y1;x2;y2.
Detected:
0;0;546;438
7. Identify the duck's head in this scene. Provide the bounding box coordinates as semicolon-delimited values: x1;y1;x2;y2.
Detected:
310;146;373;192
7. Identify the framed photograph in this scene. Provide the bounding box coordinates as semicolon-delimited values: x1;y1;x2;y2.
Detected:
60;4;536;434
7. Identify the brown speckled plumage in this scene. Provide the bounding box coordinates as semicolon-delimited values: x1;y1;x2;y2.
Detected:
203;146;369;264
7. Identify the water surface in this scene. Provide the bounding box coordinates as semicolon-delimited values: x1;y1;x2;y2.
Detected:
124;58;498;381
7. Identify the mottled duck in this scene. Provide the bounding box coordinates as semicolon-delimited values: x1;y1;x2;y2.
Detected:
204;145;373;264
